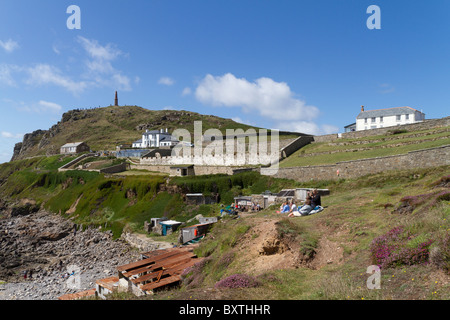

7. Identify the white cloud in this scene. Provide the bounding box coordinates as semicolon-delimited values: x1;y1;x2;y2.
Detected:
321;124;340;134
278;121;339;135
195;73;341;135
232;117;254;126
182;87;192;96
379;83;395;94
77;36;122;61
1;131;23;139
0;39;19;53
52;44;61;55
195;73;319;121
0;64;19;86
2;37;134;94
112;74;131;91
158;77;175;86
77;36;132;91
26;64;87;94
15;100;63;114
37;100;63;113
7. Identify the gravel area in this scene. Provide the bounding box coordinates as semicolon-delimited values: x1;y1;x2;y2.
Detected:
0;209;143;300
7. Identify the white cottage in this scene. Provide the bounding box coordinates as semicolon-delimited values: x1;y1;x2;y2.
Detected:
132;129;179;148
60;142;90;154
355;106;425;131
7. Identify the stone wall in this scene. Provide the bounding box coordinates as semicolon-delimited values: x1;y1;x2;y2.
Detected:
58;153;96;171
280;135;314;159
99;162;128;174
262;145;450;182
130;164;257;176
120;232;173;253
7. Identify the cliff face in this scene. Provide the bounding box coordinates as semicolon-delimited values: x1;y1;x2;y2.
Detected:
9;105;257;162
11;130;48;161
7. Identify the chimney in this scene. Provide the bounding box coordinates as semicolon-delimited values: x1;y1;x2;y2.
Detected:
114;91;119;106
361;105;365;112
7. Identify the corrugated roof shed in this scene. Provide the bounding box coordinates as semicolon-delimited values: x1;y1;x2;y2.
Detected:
61;142;85;148
117;246;202;294
58;288;96;300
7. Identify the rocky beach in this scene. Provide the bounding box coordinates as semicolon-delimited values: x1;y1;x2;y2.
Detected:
0;208;144;300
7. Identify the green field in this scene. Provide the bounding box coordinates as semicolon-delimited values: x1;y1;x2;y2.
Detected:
280;126;450;168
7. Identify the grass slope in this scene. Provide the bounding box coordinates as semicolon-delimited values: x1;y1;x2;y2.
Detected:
152;165;449;301
280;126;450;167
14;105;264;159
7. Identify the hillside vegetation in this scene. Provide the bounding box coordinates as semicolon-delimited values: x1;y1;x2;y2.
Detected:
0;153;448;300
11;105;264;161
0;155;301;238
151;165;449;300
1;115;449;301
280;126;450;167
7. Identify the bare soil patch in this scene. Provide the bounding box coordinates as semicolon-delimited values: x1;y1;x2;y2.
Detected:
234;217;344;275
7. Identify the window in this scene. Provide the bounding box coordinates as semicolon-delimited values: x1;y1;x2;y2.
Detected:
364;118;368;123
380;116;384;123
396;115;401;121
371;117;376;123
405;114;410;120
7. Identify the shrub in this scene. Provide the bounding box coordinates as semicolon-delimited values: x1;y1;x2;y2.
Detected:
181;258;210;289
395;190;450;214
370;226;434;269
215;274;260;289
430;232;450;273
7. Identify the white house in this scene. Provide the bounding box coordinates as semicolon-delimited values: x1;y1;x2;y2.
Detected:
132;129;179;148
355;106;425;131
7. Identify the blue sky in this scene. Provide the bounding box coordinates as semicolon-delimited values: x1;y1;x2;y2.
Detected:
1;0;449;163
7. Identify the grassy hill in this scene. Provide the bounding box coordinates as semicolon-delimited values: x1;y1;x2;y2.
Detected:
11;105;265;161
150;165;449;301
280;125;450;168
0;155;300;238
0;153;448;300
1;114;449;301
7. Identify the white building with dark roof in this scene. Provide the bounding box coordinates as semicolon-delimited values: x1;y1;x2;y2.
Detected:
132;129;179;148
356;106;425;131
60;142;90;154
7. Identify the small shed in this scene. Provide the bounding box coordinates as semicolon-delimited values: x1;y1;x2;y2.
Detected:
170;165;195;177
95;276;119;300
198;217;218;224
186;193;218;205
295;188;330;201
116;247;203;296
60;142;90;155
180;223;214;244
234;196;253;206
160;220;182;236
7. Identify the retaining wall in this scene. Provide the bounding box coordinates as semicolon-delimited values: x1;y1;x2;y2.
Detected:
58;153;96;171
99;162;128;174
262;145;450;182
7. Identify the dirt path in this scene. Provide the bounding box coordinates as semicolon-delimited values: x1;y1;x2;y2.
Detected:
234;215;345;276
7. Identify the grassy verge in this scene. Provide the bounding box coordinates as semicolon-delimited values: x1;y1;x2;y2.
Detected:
280;127;450;167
